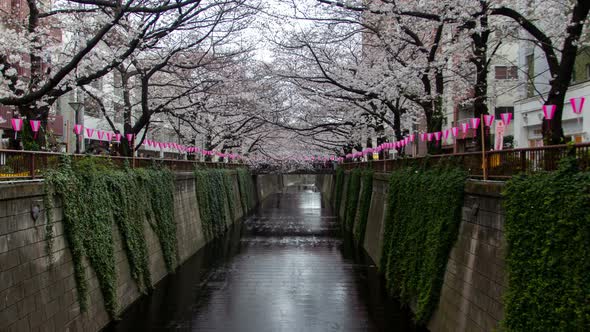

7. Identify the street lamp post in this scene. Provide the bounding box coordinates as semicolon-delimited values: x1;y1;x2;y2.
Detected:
68;101;84;154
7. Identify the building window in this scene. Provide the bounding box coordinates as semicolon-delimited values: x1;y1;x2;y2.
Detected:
494;106;514;119
495;66;518;79
526;54;535;97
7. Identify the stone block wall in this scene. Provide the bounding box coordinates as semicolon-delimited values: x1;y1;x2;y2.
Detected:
0;171;255;332
323;172;507;332
427;181;506;332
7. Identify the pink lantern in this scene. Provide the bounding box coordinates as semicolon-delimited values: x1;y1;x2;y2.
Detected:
85;128;94;138
73;124;83;135
427;133;433;141
543;104;556;120
461;123;469;134
500;113;512;126
29;120;41;139
483;114;495;127
470;117;480;130
451;127;459;137
434;132;442;141
11;118;23;139
115;133;121;142
571;97;585;115
442;129;450;140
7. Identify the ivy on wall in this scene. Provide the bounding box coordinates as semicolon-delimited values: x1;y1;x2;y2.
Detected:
195;169;248;240
344;169;362;231
333;167;345;213
503;158;590;331
353;169;373;246
237;168;255;212
380;166;466;324
44;157;178;319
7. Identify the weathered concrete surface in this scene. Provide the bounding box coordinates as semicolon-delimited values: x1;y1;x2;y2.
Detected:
255;174;283;203
427;181;506;332
362;173;388;266
0;171;258;332
320;172;507;332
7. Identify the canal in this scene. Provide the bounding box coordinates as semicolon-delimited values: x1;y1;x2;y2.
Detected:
105;184;422;331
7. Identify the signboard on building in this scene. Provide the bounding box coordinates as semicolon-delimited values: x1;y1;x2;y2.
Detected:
495;120;505;150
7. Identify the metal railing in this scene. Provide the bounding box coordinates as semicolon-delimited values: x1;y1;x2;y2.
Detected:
0;149;245;179
341;143;590;179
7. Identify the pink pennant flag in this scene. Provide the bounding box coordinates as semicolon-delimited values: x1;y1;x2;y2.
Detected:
571;97;585;115
11;118;23;139
420;133;427;141
442;129;450;140
115;133;121;142
434;132;442;141
29;120;41;139
500;113;512;126
126;134;134;145
97;130;105;140
543;105;556;120
85;128;94;138
470;117;480;130
106;132;113;141
427;133;433;141
404;137;409;144
483;114;495;127
409;134;415;142
73;124;83;135
451;127;459;137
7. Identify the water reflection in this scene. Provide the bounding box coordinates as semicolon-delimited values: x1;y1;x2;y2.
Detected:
105;185;423;331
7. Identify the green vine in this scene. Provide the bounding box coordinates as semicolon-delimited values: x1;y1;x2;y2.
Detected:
503;158;590;331
223;171;236;223
43;183;55;266
194;169;245;240
44;156;178;318
380;166;466;324
237;168;255;212
344;169;362;231
333;167;345;213
353;169;373;246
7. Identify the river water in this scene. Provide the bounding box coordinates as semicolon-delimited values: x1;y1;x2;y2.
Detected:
105;185;423;331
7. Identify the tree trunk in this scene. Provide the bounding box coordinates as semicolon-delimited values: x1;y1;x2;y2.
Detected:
543;1;590;145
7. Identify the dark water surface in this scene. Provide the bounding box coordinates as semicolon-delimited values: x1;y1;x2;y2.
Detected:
105;186;422;331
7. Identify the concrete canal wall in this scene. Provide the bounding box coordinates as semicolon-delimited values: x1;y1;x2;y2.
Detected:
316;173;507;332
0;172;282;332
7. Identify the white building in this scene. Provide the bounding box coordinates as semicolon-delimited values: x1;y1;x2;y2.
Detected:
513;42;590;147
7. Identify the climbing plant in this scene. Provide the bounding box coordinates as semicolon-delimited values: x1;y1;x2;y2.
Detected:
194;169;246;240
223;171;237;222
380;166;466;324
353;169;373;246
344;168;362;230
333;167;345;213
503;158;590;331
136;168;178;273
237;168;255;212
44;156;178;318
